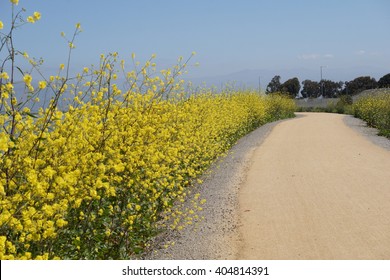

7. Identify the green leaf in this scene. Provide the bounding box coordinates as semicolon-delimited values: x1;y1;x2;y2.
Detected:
25;112;38;118
16;67;24;76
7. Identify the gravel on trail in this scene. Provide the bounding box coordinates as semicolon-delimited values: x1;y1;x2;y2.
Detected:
145;114;390;259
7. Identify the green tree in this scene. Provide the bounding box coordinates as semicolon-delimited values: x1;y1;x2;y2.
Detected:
301;80;320;98
378;73;390;88
281;77;300;98
344;76;377;95
266;75;281;94
322;80;343;98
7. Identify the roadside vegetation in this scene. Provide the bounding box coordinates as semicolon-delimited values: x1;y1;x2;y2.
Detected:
353;91;390;138
0;1;296;259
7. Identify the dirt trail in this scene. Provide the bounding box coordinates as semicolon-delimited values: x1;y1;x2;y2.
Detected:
238;113;390;259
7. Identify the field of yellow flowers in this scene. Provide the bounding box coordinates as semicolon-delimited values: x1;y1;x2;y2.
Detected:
353;92;390;138
0;84;296;259
1;0;296;259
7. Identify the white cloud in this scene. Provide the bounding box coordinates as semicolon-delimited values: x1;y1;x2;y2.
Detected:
354;50;382;57
298;53;334;60
355;50;366;55
298;54;320;60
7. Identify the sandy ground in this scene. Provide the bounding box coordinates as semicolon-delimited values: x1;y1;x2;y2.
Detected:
147;113;390;260
239;113;390;259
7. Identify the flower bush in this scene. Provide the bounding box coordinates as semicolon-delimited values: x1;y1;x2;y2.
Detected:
1;0;296;259
353;92;390;137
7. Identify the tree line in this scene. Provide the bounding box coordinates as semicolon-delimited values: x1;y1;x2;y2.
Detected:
266;73;390;98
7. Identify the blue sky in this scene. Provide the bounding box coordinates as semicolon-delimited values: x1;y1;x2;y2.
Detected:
1;0;390;87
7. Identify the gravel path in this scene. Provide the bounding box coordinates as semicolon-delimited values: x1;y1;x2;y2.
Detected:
145;119;288;259
146;113;390;259
239;113;390;259
343;115;390;151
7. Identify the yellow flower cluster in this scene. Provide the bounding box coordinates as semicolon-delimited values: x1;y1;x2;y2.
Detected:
0;52;295;259
27;12;41;24
1;1;296;259
353;91;390;137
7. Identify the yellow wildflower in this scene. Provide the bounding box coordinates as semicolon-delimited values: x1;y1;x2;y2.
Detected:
0;134;9;151
0;21;3;30
27;16;35;23
23;74;32;85
0;72;9;80
5;83;13;91
10;0;19;5
56;219;68;228
38;81;47;89
33;12;41;21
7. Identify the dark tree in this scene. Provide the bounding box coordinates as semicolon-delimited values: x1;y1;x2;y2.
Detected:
322;80;343;98
378;73;390;88
266;75;281;94
301;80;320;98
281;77;300;98
344;76;377;95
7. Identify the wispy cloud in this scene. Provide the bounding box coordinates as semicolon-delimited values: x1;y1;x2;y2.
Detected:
354;50;381;57
355;50;366;55
298;54;320;60
324;54;334;59
298;53;334;60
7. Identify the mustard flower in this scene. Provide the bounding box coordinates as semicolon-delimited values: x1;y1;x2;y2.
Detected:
23;74;32;85
1;72;9;80
0;21;4;30
27;16;35;23
10;0;19;5
0;134;9;151
38;81;47;89
0;51;297;259
56;219;68;228
33;12;41;21
5;83;13;91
